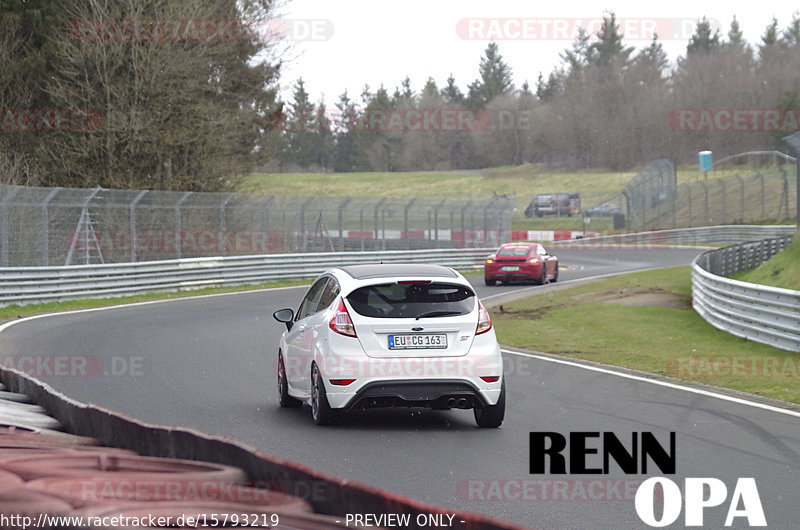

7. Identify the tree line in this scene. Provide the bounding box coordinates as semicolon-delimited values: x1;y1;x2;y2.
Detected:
2;4;799;191
280;14;800;173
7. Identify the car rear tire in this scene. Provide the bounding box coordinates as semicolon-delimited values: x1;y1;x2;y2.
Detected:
552;264;559;283
537;266;547;285
311;364;339;426
474;380;505;428
484;278;496;286
277;353;302;408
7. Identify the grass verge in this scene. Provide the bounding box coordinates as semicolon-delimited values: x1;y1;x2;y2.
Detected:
732;237;800;291
492;267;800;404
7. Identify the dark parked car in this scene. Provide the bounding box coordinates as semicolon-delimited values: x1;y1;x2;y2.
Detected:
524;193;581;217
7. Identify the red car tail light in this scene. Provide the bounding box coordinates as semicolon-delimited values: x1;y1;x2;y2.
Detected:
476;301;492;335
329;379;356;386
529;258;540;264
329;299;357;337
480;376;500;383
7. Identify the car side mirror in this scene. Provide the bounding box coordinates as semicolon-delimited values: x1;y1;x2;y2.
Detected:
273;308;295;331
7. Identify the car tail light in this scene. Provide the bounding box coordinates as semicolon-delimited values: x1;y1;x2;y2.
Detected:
529;258;540;264
486;258;494;264
480;376;500;383
330;299;357;337
476;301;492;335
330;379;356;386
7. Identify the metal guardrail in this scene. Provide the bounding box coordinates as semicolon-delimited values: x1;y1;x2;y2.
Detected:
0;248;493;306
553;225;796;247
692;237;800;352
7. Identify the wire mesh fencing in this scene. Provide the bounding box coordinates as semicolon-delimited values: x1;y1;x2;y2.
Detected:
624;154;798;230
0;184;513;267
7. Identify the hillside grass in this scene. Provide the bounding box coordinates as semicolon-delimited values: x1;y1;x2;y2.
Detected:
733;237;800;290
241;165;737;233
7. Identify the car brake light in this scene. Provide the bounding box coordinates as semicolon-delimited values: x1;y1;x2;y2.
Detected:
486;258;494;264
397;280;431;284
330;379;356;386
529;258;540;264
476;301;492;335
480;376;500;383
330;299;357;337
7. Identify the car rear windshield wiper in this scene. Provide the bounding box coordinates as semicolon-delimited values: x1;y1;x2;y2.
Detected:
414;310;462;320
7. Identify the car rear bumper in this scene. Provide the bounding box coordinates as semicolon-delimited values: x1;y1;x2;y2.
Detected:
340;379;493;410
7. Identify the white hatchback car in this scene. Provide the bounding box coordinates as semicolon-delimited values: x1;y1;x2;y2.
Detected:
273;264;505;427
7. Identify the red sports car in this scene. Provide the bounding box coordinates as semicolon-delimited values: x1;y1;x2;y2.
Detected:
484;242;559;286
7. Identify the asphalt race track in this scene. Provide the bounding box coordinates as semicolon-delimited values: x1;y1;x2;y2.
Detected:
2;247;799;528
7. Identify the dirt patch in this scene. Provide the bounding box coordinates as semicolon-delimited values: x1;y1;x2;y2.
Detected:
572;288;691;309
493;304;562;320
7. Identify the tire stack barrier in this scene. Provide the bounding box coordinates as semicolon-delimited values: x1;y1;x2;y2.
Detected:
0;370;526;529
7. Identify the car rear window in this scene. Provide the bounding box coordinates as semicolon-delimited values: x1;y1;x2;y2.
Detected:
498;246;533;257
347;282;475;319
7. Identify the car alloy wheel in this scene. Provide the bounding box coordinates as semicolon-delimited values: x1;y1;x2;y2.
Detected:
311;364;338;425
277;353;301;408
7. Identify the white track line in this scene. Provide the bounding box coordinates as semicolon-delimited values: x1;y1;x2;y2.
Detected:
502;348;800;419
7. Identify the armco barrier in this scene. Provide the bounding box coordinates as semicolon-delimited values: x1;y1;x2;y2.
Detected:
553;225;796;247
692;236;800;352
0;367;525;530
0;248;492;307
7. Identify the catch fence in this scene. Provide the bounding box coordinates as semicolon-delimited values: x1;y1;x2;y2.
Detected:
0;184;513;267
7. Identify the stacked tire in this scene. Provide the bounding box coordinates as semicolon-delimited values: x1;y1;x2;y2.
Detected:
0;384;373;528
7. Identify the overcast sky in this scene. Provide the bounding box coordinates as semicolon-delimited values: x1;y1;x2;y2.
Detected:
270;0;798;106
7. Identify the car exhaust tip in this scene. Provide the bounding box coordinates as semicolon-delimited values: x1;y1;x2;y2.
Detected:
447;398;457;408
456;398;469;409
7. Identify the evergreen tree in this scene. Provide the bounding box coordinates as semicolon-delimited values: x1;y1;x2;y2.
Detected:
332;91;360;172
782;13;800;48
467;42;514;107
560;26;592;74
283;79;318;168
726;16;746;48
441;75;464;105
686;16;722;55
588;12;633;67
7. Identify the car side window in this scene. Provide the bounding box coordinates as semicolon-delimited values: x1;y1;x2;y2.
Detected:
296;278;328;321
318;278;340;311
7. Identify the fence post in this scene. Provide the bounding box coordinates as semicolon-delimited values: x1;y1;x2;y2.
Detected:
338;197;351;251
40;188;60;266
174;192;192;259
0;187;21;267
404;198;415;250
299;196;314;252
219;193;235;255
130;190;148;263
373;198;386;251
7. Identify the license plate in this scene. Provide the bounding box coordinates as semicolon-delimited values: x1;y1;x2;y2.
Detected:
388;334;448;350
501;266;519;271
